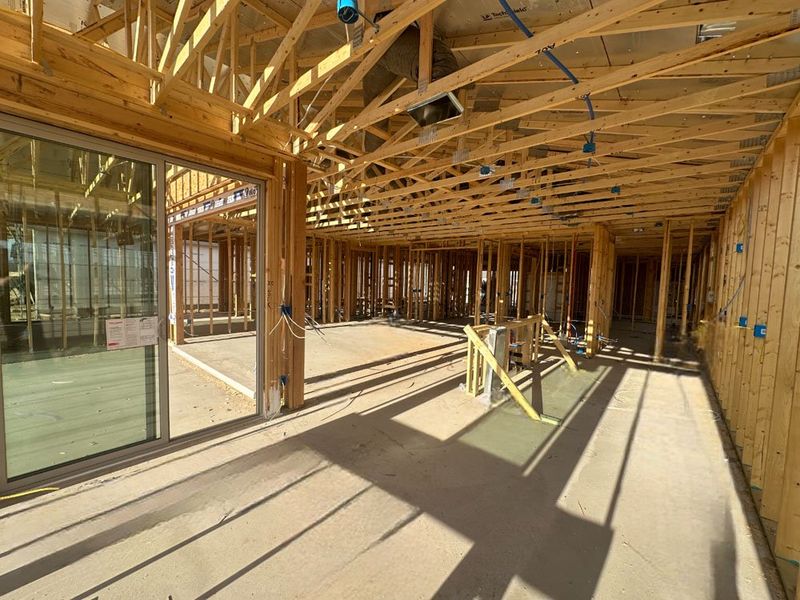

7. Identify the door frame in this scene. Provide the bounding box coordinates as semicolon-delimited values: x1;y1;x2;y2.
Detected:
162;156;266;439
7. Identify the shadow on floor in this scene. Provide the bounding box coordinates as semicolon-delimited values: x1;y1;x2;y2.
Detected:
0;327;778;599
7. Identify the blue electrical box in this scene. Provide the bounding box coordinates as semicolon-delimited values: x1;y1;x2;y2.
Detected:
736;242;744;253
754;324;767;339
530;196;540;205
583;141;596;153
611;185;621;194
738;316;748;328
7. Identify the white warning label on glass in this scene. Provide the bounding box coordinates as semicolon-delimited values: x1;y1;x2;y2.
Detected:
106;317;158;350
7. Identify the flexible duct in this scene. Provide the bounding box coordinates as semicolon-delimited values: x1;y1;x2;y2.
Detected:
362;18;459;152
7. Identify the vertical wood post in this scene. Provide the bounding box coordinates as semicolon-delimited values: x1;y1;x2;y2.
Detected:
566;232;577;335
344;241;352;321
223;228;231;332
559;239;567;333
680;222;695;338
208;223;214;335
287;160;307;409
585;224;607;357
433;251;442;320
631;255;639;327
761;117;800;520
474;239;483;325
264;164;282;415
173;224;185;344
486;241;494;323
654;220;673;361
517;240;524;319
542;236;549;318
30;0;43;63
188;223;194;336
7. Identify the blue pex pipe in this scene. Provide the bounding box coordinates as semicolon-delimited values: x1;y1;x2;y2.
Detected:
497;0;596;146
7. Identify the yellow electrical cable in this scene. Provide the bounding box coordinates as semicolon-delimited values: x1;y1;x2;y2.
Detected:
0;487;59;501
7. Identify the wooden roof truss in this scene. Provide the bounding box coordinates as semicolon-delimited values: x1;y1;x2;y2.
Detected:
20;0;800;253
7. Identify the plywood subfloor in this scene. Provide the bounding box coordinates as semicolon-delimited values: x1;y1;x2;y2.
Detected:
0;321;784;599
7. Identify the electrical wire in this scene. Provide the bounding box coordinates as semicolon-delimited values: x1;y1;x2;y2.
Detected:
305;314;330;343
269;312;306;339
717;190;756;319
298;75;336;127
497;0;596;152
717;275;745;318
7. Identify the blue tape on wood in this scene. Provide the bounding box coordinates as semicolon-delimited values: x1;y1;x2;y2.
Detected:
754;324;766;338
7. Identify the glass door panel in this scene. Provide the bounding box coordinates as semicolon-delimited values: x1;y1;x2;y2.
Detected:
0;131;159;479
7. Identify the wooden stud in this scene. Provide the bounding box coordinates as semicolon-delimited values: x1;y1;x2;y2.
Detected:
654;221;672;361
29;0;43;63
188;222;194;337
516;240;524;319
762;117;800;520
174;224;185;344
741;162;773;461
566;233;577;335
631;255;639;327
680;222;694;337
287;160;307;409
474;239;483;325
227;224;233;333
559;239;567;334
208;223;214;335
750;139;787;486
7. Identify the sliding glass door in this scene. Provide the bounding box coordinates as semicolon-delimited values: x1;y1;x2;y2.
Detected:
0;115;266;493
0;130;160;479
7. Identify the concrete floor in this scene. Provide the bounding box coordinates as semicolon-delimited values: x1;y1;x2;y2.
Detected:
0;320;785;599
167;345;255;438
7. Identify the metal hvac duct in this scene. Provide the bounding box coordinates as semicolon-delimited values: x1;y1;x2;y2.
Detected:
362;16;459;152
